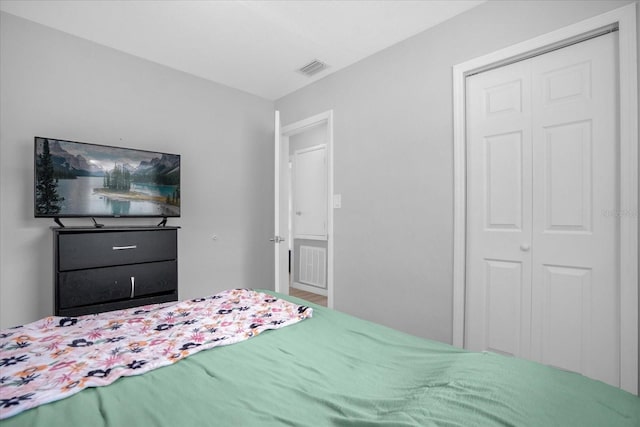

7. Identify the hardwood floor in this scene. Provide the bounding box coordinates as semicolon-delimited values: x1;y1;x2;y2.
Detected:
289;287;327;307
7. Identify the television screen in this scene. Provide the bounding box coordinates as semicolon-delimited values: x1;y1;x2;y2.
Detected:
34;137;180;218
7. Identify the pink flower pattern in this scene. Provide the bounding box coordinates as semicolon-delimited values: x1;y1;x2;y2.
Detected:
0;289;311;420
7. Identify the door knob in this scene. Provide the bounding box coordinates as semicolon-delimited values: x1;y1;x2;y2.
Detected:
520;243;530;251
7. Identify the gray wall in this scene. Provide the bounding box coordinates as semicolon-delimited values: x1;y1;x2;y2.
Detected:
275;0;637;343
1;1;637;351
0;12;275;328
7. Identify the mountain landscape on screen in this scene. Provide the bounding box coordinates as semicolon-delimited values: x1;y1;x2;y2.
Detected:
35;137;180;217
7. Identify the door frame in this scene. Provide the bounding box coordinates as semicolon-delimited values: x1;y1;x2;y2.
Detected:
452;3;638;393
276;110;334;308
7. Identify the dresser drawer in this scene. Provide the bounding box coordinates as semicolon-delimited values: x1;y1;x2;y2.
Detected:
58;260;177;310
58;229;177;271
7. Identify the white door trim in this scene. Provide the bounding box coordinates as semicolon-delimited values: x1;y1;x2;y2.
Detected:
278;110;334;308
452;3;638;393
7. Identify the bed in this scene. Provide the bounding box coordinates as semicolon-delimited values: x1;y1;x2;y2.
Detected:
1;288;638;426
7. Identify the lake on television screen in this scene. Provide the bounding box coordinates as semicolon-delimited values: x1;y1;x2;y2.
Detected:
56;178;180;216
35;138;180;217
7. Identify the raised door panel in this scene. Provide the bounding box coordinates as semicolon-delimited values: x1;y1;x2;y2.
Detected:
485;79;523;117
539;265;592;373
485;132;523;230
543;61;591;106
485;260;523;356
542;121;592;232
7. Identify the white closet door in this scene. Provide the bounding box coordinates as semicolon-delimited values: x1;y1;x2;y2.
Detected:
466;32;620;387
529;33;618;385
465;59;533;359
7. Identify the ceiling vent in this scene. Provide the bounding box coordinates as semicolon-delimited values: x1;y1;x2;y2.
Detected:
298;59;328;77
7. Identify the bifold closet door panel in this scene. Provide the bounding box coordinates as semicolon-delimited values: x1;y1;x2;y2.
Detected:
529;32;619;385
465;58;533;359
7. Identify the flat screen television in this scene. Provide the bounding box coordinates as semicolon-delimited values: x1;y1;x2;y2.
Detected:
34;137;180;218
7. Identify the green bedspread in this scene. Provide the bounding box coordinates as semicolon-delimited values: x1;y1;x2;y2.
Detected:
4;290;639;426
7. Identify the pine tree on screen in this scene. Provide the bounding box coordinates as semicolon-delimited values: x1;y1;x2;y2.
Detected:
35;139;64;214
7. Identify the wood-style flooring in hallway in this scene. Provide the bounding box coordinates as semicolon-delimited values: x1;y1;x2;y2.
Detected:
289;287;327;307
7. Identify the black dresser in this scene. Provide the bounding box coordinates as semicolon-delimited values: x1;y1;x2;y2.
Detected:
53;226;179;316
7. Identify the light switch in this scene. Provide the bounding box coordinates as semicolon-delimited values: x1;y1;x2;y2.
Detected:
333;194;342;209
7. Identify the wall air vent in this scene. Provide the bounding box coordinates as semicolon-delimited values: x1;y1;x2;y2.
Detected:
299;245;327;289
298;59;328;77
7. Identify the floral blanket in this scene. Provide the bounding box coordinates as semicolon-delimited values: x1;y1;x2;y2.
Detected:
0;288;312;419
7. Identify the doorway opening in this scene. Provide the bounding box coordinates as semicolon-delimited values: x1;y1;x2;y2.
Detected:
274;110;334;309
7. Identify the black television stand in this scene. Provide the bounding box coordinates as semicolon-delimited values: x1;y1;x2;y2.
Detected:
53;226;179;316
54;217;65;228
157;217;168;227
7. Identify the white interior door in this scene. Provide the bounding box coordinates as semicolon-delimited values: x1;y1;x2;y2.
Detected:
293;145;327;239
273;111;289;295
466;33;620;387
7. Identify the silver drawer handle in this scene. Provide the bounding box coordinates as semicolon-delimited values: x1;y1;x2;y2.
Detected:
130;276;135;298
113;245;137;250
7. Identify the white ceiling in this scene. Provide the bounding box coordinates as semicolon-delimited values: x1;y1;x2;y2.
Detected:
0;0;484;100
